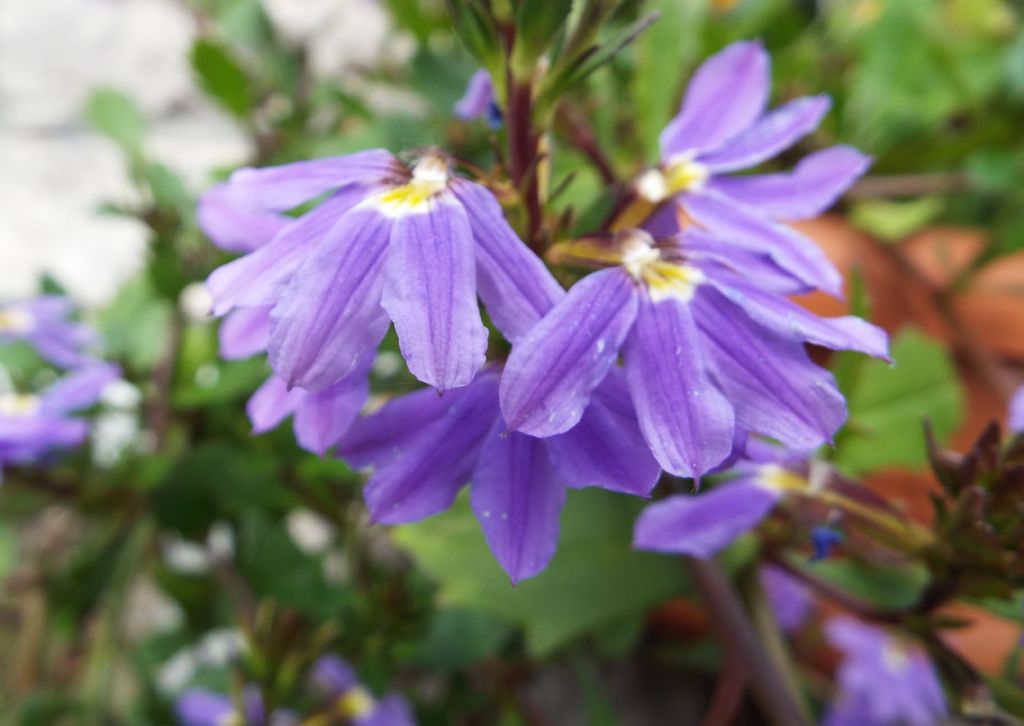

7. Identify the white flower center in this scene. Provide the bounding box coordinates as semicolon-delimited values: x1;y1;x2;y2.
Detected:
0;393;41;417
618;230;704;303
0;308;33;334
376;154;450;216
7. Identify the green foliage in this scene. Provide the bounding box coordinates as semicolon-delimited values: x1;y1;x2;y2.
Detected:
190;38;254;118
394;489;688;656
84;88;146;157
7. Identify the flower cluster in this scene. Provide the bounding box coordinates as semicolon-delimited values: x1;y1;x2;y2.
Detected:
201;40;886;582
0;296;119;478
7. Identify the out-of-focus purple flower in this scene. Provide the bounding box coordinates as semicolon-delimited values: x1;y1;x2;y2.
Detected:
637;40;870;296
810;525;843;561
759;565;813;634
0;363;120;477
309;655;417;726
204;149;561;393
198;182;290;254
824;617;947;726
455;69;501;128
339;366;659;583
1010;386;1024;434
0;296;98;369
175;686;295;726
500;229;888;479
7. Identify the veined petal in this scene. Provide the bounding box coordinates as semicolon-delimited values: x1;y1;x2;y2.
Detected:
545;371;661;496
681;190;844;297
706;271;889;358
219;306;271;359
676;229;813;295
471;425;566;584
293;362;370;456
246;376;303;434
41;364;119;414
269;204;392;390
381;198;487;391
633;481;780;557
451;179;565;340
698;95;831;172
708;146;871;220
225;149;398;211
694;287;847;449
660;40;769;159
207;185;372;315
357;376;498;524
197;182;289;253
623;294;734;478
500;268;638;437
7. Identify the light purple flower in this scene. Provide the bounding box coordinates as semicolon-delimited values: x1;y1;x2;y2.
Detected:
204;149;560;393
824;617;946;726
175;686;295;726
339;367;659;583
310;655;416;726
455;70;501;127
0;296;98;369
0;363;120;476
501;229;888;479
1010;385;1024;434
637;40;870;296
760;565;813;634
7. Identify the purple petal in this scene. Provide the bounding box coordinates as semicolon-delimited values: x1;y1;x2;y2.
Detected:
760;565;813;633
40;364;119;414
680;190;844;297
219;306;271;359
0;416;88;461
623;295;735;478
451;179;565;340
633;481;780;557
545;371;661;496
175;689;234;726
310;655;358;696
676;229;813;295
471;426;566;583
225;149;398;211
698;95;831;172
642;202;683;238
381;199;487;391
292;363;370;455
359;695;417;726
246;376;303;434
454;69;495;120
500;268;638;437
1010;386;1024;434
708;146;871;220
705;270;889;358
693;287;847;449
356;376;498;524
269;204;392;390
660;40;770;158
207;185;373;315
198;182;289;253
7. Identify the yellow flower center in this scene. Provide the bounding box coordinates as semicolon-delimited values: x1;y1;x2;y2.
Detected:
335;686;375;719
0;393;41;417
376;154;449;215
620;230;705;303
636;156;710;204
0;308;33;334
756;464;810;494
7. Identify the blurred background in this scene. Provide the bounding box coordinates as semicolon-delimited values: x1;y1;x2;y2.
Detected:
2;0;1024;723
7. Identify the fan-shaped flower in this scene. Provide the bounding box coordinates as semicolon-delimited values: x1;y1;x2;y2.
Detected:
0;296;99;368
824;617;946;726
500;228;888;478
310;655;416;726
175;686;295;726
634;40;870;296
0;364;120;478
204;149;559;392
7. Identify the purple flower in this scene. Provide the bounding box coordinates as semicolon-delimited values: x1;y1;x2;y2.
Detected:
1010;385;1024;434
759;565;813;634
824;617;946;726
339;367;659;583
175;686;295;726
501;229;888;479
454;69;501;128
310;655;416;726
0;296;99;369
0;363;120;477
204;149;561;393
637;40;870;296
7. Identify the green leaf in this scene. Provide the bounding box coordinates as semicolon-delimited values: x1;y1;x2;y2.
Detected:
801;558;929;609
190;38;252;118
835;330;964;474
511;0;573;77
407;608;513;671
98;276;173;371
393;489;687;657
84;88;146;156
849;197;944;242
